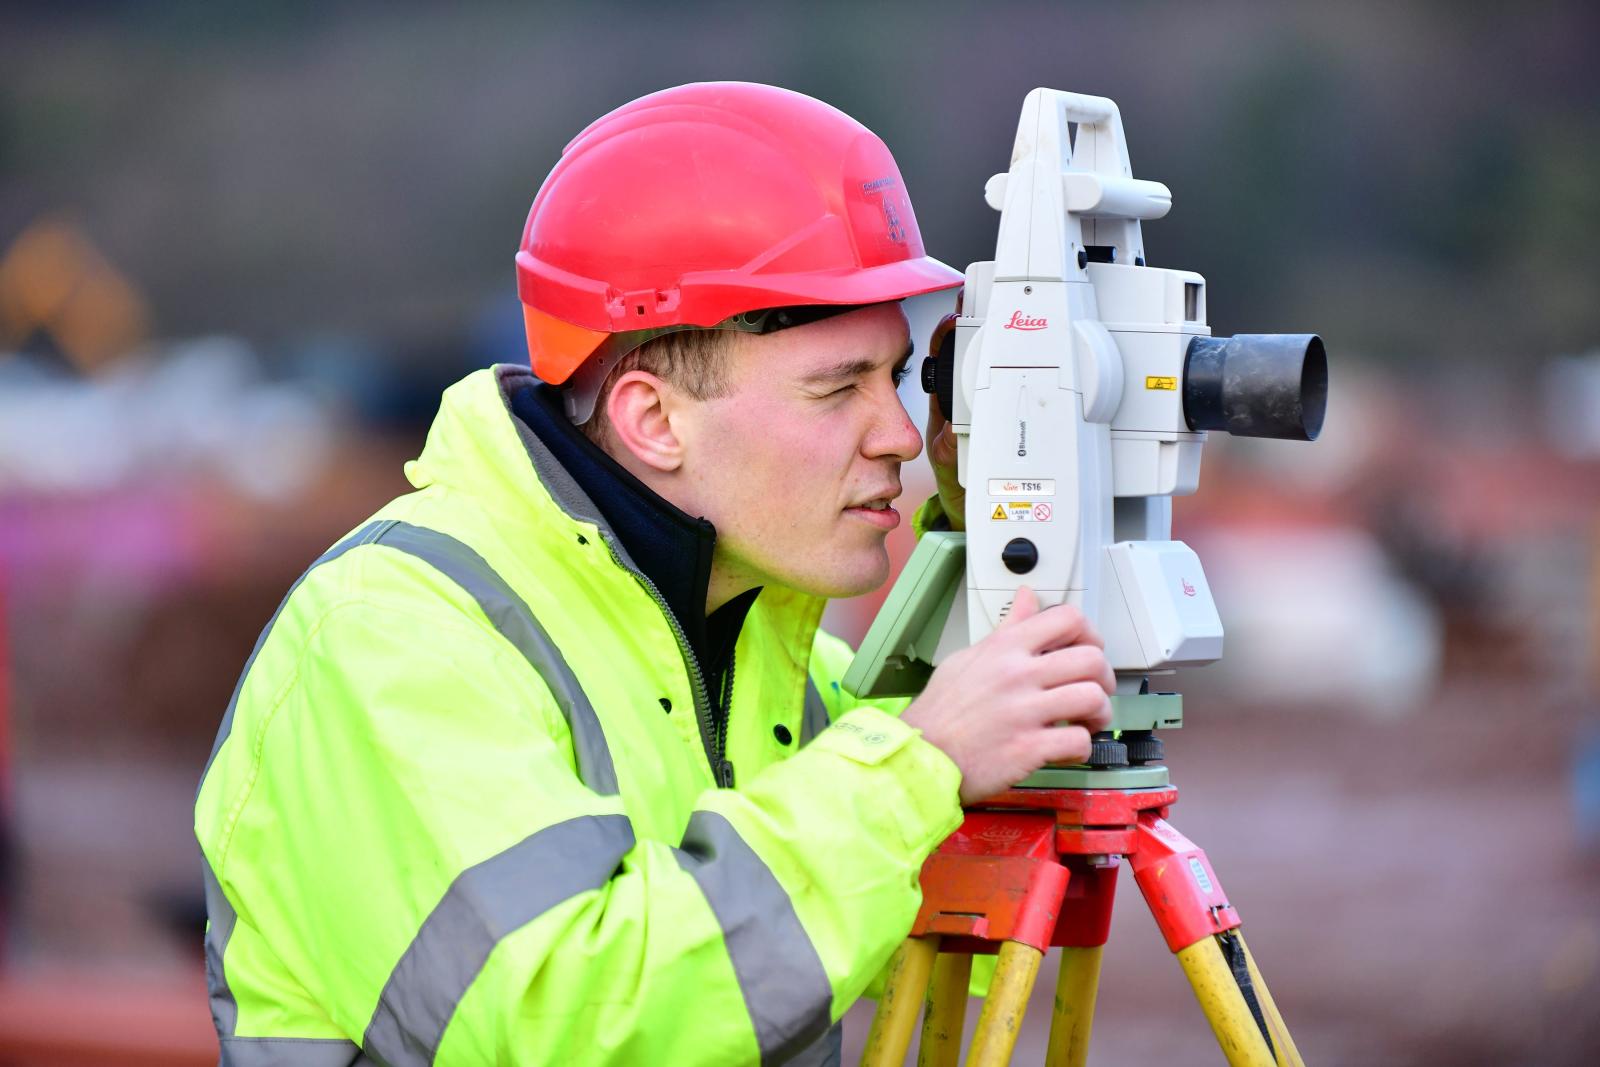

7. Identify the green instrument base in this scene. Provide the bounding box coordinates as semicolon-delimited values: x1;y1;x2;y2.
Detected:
1017;764;1172;789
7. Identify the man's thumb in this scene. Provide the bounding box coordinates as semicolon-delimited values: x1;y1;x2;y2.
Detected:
1000;586;1039;627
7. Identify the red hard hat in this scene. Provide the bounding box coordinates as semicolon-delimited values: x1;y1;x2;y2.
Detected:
516;81;962;385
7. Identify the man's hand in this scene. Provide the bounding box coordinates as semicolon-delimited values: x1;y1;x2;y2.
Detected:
901;587;1114;804
925;392;966;531
923;312;966;531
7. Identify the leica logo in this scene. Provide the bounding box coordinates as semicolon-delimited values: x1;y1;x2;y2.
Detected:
1002;310;1048;331
1181;578;1196;597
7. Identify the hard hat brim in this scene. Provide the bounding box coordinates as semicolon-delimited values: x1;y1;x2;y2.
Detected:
526;254;963;386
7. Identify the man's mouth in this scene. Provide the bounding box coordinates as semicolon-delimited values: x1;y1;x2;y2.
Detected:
846;486;902;511
844;491;902;529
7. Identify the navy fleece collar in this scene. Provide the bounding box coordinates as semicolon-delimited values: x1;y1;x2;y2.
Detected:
508;381;759;684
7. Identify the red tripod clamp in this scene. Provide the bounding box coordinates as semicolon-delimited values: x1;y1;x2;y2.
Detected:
910;785;1241;956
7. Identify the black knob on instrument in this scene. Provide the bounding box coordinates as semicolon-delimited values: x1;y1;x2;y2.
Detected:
1002;538;1038;574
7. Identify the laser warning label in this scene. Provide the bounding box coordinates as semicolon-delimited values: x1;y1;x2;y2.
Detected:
990;502;1053;522
1145;376;1178;391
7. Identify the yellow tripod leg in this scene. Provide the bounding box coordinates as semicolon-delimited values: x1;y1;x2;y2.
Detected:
918;952;973;1067
964;941;1042;1067
1237;933;1304;1067
1175;936;1279;1067
861;937;939;1067
1043;945;1102;1067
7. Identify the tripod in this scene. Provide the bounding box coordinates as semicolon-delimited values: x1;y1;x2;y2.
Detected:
858;762;1303;1067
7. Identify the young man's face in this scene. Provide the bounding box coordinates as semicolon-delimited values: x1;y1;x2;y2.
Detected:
677;303;924;603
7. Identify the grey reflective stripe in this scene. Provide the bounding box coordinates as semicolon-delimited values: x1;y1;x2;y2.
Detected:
220;1036;371;1066
372;521;619;796
800;679;832;747
674;810;833;1065
203;858;239;1038
362;814;636;1066
785;1022;843;1067
200;518;618;796
200;519;396;786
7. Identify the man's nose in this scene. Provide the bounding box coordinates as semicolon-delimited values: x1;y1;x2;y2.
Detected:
866;396;924;462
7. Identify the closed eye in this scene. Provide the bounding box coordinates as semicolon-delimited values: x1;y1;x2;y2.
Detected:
806;342;915;398
821;363;909;399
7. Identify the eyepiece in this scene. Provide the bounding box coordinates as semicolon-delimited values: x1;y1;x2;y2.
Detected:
1183;334;1327;441
922;313;957;423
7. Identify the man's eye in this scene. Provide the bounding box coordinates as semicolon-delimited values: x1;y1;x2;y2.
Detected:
891;364;912;387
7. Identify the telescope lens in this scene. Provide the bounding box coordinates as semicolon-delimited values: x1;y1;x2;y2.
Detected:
1182;334;1327;441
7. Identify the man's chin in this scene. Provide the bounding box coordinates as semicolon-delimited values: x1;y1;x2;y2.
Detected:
788;554;892;600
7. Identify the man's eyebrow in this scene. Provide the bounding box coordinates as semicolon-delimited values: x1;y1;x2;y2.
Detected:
799;342;916;385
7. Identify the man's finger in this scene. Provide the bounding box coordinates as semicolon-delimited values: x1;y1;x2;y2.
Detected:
1036;645;1117;696
998;585;1040;628
931;423;958;466
1038;681;1113;730
1034;724;1093;766
1003;600;1100;652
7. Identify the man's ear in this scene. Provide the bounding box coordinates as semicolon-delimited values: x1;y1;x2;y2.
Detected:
605;370;685;473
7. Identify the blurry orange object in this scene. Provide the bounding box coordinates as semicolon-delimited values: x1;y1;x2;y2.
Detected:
0;217;150;374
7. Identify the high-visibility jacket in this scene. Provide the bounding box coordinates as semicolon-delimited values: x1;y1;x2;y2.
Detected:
195;365;964;1066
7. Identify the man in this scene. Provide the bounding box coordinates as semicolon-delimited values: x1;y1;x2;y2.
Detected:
196;82;1113;1066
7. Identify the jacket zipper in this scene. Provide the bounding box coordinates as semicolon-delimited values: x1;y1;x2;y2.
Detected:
598;539;730;786
714;652;737;788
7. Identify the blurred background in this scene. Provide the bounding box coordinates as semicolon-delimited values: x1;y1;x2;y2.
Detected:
1;1;1597;1064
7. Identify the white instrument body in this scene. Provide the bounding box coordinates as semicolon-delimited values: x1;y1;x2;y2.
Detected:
945;89;1224;681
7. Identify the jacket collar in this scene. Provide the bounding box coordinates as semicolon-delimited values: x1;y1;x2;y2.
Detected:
505;376;759;678
404;366;793;679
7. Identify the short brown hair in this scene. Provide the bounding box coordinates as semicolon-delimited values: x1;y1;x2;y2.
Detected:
579;329;736;446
